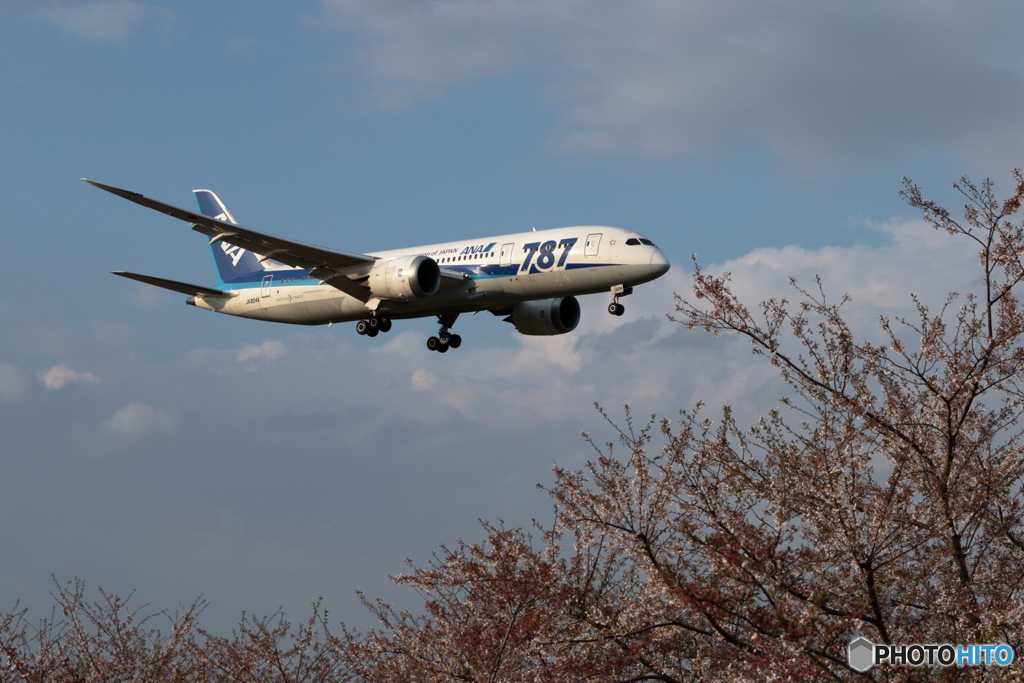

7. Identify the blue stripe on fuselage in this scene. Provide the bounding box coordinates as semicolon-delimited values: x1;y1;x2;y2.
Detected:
221;269;315;286
564;262;621;270
214;261;621;292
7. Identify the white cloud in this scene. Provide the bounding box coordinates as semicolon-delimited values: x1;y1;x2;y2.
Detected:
39;363;99;389
323;0;562;108
648;218;974;414
104;402;176;439
717;218;970;313
37;1;174;42
129;284;172;307
0;363;28;401
237;340;288;362
320;0;1024;171
411;367;436;390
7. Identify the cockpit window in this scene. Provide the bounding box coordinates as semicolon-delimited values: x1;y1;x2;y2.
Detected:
639;238;655;246
625;237;657;247
625;238;641;246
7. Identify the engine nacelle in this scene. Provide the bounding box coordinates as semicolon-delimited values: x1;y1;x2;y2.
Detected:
367;255;441;300
509;297;581;336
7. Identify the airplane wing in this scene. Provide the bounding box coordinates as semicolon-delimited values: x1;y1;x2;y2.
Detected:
83;179;377;274
112;271;232;298
87;179;467;301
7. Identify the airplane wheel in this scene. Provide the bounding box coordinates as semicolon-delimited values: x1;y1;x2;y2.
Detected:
437;343;449;353
366;327;379;337
448;334;462;348
439;332;451;345
368;316;380;330
356;320;369;335
379;318;392;333
609;303;625;316
427;336;441;351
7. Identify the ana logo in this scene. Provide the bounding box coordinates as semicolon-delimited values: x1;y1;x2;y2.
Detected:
460;242;497;256
220;241;247;267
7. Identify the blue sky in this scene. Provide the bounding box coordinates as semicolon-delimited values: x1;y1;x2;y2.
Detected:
2;0;1023;632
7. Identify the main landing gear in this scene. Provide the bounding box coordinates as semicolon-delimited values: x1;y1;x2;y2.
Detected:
355;315;393;337
427;313;462;353
608;284;633;316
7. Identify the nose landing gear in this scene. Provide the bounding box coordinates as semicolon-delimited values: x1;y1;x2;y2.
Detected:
427;313;462;353
609;284;632;316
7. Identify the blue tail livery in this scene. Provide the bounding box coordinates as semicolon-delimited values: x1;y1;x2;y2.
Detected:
194;189;268;284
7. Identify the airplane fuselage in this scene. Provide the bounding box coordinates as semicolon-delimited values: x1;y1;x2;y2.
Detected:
193;226;669;325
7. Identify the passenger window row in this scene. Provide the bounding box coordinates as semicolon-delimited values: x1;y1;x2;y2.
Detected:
438;252;494;263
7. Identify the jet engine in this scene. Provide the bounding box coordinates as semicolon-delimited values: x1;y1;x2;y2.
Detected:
508;296;581;336
367;255;441;300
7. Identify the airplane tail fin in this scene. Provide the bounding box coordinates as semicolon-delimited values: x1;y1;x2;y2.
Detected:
194;189;267;283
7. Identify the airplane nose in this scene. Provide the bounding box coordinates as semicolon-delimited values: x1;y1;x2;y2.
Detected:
650;249;670;277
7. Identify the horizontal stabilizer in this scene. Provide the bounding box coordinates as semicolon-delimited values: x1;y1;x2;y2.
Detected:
112;271;231;298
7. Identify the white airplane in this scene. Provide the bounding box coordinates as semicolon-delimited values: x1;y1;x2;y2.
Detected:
85;179;670;352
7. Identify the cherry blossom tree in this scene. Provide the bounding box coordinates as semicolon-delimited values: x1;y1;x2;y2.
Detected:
334;520;709;683
0;579;352;683
192;602;348;683
547;172;1024;680
1;579;206;682
336;523;583;683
